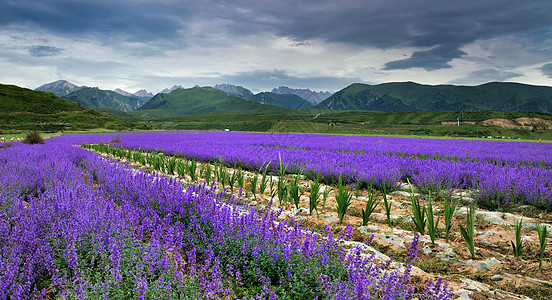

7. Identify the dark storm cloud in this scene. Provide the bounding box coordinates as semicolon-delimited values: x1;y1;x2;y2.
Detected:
0;0;188;42
1;0;551;87
29;45;62;57
194;0;552;70
383;45;467;70
542;64;552;78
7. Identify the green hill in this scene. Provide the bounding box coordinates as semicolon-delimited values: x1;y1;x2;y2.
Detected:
91;107;140;122
142;110;552;140
133;87;291;118
249;92;315;108
64;87;151;112
0;83;146;132
317;82;552;113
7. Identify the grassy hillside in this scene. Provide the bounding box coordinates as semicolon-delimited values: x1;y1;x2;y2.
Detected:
1;83;85;113
0;83;147;132
318;82;552;113
141;110;552;140
64;87;151;112
249;92;315;108
133;87;291;118
92;107;141;122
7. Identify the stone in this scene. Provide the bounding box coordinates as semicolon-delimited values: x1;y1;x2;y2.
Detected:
423;245;432;255
466;257;501;271
324;215;340;224
478;230;498;238
474;211;508;226
490;274;503;281
374;233;406;249
390;190;420;198
454;289;473;300
358;225;379;235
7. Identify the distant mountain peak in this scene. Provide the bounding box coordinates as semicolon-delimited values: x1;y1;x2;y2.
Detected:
249;92;314;108
270;86;332;104
35;80;83;97
160;85;184;94
114;88;153;98
213;83;254;99
133;89;153;97
113;88;133;97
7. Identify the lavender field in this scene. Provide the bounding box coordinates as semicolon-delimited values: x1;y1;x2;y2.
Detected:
3;130;552;299
0;134;455;299
70;130;552;210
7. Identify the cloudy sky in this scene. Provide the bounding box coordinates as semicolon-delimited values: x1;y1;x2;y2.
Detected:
1;0;551;94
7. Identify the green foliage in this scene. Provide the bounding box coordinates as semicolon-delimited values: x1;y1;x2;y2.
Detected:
309;172;321;216
176;160;187;177
409;182;426;235
278;153;287;178
321;188;331;212
288;173;301;209
381;188;393;227
235;168;245;190
459;201;476;259
361;189;379;226
277;176;288;206
258;162;271;195
249;174;259;200
276;153;288;205
204;163;212;182
426;192;440;246
443;197;456;243
165;157;177;174
187;160;198;182
335;177;352;224
511;219;526;257
536;222;548;272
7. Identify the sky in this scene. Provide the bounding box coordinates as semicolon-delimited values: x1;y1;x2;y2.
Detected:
0;0;551;94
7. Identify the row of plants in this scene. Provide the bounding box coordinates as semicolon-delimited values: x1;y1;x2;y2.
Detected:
71;131;552;211
83;142;550;266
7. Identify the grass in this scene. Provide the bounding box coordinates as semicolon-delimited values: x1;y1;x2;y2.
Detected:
132;110;552;140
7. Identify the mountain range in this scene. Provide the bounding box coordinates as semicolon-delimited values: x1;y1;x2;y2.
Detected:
271;86;332;104
317;82;552;113
32;80;552;116
133;87;291;118
211;84;318;108
113;88;154;98
64;87;151;112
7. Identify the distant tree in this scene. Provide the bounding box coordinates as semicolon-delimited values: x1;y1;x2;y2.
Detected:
22;132;45;144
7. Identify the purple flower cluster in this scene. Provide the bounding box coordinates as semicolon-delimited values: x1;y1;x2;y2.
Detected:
57;130;552;209
0;140;437;299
